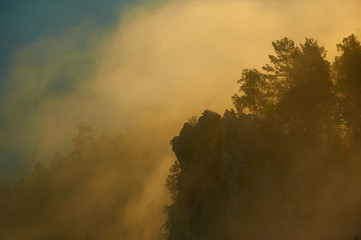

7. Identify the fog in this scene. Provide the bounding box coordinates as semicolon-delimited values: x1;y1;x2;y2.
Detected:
0;0;360;239
2;0;360;161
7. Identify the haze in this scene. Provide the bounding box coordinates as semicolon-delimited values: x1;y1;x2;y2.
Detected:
0;0;360;239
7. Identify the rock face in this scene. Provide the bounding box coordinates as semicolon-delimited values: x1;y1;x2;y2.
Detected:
169;110;292;240
167;110;348;240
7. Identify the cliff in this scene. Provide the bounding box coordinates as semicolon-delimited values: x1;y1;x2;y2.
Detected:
166;110;354;240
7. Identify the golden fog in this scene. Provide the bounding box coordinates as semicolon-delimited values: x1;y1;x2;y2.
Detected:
0;0;360;239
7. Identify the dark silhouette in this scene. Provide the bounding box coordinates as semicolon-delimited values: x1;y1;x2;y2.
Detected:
165;34;361;240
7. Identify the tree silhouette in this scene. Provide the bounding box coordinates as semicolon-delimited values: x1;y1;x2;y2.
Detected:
334;34;361;139
281;38;333;134
232;69;270;116
234;37;334;138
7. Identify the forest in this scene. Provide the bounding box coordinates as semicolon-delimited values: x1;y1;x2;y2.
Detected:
1;34;361;240
0;122;168;239
163;34;361;240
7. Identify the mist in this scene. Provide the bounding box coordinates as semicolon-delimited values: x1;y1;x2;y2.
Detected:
1;0;360;162
0;0;361;239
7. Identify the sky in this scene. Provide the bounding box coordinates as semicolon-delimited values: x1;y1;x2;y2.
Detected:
0;0;360;178
0;0;135;79
0;0;139;174
0;0;170;171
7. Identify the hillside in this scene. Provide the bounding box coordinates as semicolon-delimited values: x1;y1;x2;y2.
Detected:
166;110;360;240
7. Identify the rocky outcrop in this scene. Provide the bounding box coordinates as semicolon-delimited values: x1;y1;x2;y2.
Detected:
167;110;345;240
169;110;292;240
